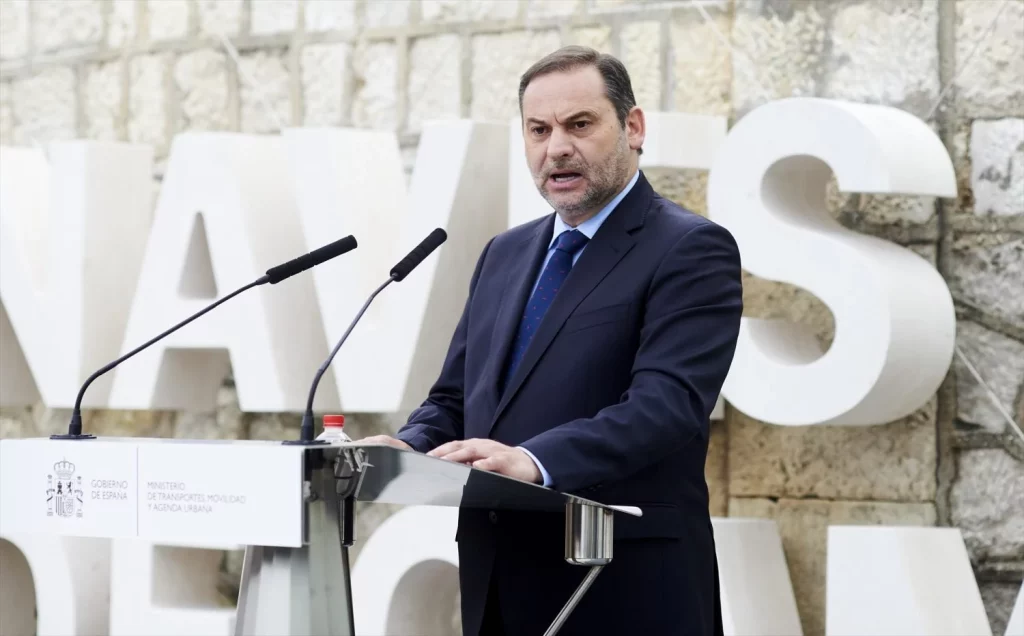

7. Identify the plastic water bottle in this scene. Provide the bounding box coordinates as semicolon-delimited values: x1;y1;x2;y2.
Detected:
316;414;352;443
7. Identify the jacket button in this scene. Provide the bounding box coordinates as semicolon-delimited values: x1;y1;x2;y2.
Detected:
489;511;498;524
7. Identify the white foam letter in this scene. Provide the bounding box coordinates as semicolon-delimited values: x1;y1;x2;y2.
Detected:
285;121;509;412
713;518;803;635
708;98;957;426
352;506;460;636
109;133;335;412
826;526;991;635
0;143;153;408
1006;583;1024;636
0;534;111;635
109;540;235;636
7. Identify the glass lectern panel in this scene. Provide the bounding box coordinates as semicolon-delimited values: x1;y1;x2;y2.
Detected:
340;444;606;513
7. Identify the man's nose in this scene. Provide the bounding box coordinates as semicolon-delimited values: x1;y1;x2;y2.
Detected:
547;128;574;158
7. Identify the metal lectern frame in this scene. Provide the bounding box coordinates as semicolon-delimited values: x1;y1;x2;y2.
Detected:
233;443;640;636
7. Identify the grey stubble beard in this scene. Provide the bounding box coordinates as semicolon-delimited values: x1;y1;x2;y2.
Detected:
539;133;633;225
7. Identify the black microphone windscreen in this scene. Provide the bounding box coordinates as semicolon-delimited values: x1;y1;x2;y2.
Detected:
390;228;447;282
265;235;357;284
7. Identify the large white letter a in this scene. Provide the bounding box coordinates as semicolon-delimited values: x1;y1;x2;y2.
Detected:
109;133;336;413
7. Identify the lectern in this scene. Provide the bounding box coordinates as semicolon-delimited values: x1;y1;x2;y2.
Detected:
0;437;640;635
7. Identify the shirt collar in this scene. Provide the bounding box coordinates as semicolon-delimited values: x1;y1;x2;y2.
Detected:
549;169;640;247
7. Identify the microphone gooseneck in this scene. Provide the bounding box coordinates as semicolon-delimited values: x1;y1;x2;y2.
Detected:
288;228;448;445
52;235;358;441
53;278;266;440
289;276;395;445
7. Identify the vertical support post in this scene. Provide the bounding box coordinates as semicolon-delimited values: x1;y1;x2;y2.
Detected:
233;449;358;635
544;501;615;636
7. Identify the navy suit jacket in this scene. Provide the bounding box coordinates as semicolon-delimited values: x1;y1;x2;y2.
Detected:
396;171;742;636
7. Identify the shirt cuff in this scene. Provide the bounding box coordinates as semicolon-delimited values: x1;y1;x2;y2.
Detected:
518;446;553;487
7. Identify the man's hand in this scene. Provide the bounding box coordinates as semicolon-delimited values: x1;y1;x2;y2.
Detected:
428;439;542;484
359;435;411;451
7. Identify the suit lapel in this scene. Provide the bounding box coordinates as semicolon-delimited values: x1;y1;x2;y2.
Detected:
477;217;552;429
489;173;653;432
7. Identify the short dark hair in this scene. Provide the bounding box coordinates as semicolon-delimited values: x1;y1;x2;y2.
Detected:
518;46;640;151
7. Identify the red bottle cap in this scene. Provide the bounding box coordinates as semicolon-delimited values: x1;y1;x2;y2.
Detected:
323;414;345;428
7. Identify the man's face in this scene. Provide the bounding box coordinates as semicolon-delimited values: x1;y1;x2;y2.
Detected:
521;65;644;224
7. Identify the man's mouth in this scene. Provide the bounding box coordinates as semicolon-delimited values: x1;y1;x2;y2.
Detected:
549;171;582;183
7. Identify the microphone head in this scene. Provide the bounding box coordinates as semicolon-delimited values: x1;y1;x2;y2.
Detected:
390;228;447;282
265;235;358;284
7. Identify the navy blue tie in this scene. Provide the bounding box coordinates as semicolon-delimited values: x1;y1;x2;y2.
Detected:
503;229;590;389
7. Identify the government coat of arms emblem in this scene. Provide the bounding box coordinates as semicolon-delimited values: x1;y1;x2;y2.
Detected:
46;459;83;518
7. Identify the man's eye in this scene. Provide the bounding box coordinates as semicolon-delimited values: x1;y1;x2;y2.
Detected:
532;126;546;135
574;121;589;129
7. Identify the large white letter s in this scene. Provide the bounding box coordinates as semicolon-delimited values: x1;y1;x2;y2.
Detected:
709;98;957;426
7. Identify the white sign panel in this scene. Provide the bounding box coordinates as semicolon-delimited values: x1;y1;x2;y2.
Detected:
0;439;138;539
137;442;303;547
0;438;305;548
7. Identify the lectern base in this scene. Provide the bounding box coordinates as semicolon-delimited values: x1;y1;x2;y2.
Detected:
234;456;356;636
229;446;633;636
544;565;605;636
233;544;355;636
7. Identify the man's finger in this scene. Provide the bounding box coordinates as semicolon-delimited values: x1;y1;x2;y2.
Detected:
438;445;491;464
361;435;408;450
473;456;496;471
436;440;500;463
427;440;465;457
474;453;507;474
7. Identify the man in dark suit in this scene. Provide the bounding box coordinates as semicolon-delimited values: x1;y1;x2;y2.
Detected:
362;45;742;636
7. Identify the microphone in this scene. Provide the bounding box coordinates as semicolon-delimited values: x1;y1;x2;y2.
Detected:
287;228;448;445
52;235;359;441
390;228;448;281
265;235;357;284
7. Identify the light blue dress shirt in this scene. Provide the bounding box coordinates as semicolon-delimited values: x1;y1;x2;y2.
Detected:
518;169;639;487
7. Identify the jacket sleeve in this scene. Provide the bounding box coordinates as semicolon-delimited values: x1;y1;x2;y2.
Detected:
519;222;743;492
395;237;493;453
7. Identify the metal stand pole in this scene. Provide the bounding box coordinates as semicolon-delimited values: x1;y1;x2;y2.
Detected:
543;502;614;636
233;449;360;636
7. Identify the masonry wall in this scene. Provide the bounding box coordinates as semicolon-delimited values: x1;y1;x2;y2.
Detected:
1;1;1022;634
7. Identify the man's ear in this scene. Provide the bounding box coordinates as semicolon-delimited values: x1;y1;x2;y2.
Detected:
626;106;645;153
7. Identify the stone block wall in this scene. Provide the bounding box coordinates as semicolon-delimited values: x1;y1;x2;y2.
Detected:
1;1;1021;633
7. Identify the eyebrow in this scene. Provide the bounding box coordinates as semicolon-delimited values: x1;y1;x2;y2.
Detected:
525;110;599;126
560;110;598;122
